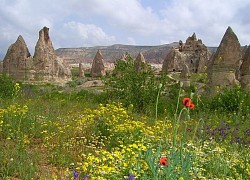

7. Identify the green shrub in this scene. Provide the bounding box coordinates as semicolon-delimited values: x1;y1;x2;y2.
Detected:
208;85;250;115
0;74;17;99
104;54;166;113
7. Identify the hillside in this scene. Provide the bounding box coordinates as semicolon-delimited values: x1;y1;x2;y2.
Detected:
55;43;180;64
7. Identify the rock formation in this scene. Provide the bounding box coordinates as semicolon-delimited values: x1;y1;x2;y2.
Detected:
79;63;85;77
180;63;191;87
134;52;146;72
2;35;33;80
0;61;3;73
240;45;250;89
162;33;210;73
33;26;71;82
162;47;182;72
90;50;106;77
207;26;242;89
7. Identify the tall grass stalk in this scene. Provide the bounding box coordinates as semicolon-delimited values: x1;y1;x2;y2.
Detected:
155;83;162;121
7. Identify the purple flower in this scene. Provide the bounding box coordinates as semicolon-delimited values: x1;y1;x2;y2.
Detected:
124;174;136;180
73;171;79;179
84;175;91;180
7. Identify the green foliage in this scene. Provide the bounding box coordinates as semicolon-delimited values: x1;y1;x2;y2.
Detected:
104;54;166;113
208;85;250;115
0;74;17;99
0;144;37;179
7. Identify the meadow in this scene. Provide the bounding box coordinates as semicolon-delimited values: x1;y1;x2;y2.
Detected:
0;58;250;180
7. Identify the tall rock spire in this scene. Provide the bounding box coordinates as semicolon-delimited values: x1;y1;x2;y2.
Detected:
33;26;71;82
134;52;146;72
207;26;242;91
90;50;106;77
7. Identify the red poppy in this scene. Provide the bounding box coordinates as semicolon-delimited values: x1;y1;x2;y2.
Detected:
159;157;168;166
182;97;191;107
189;103;195;109
182;98;195;109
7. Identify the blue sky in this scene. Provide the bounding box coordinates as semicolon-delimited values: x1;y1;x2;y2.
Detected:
0;0;250;59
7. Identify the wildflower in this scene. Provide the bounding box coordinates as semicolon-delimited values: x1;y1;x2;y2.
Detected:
182;97;195;109
159;157;168;166
182;98;191;107
84;175;91;179
73;171;79;179
189;103;195;109
124;174;136;180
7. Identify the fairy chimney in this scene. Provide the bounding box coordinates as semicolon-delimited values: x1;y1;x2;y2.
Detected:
0;61;3;73
79;63;85;77
240;45;250;89
90;50;106;77
134;52;146;72
33;26;71;82
162;48;182;73
2;35;32;80
207;26;242;89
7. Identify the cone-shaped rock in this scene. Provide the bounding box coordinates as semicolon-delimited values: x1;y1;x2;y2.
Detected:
134;52;146;72
240;45;250;89
207;26;242;89
90;50;106;77
33;26;71;82
212;26;242;67
2;35;32;80
162;48;181;73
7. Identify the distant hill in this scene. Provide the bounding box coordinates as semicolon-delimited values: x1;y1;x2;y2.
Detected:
55;43;180;64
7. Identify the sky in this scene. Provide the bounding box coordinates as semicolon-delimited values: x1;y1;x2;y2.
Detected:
1;0;250;59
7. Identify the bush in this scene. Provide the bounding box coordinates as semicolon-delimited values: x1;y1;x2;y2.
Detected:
104;54;166;113
0;74;17;99
208;85;250;115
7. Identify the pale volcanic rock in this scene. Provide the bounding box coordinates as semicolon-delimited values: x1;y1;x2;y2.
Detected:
240;45;250;89
33;26;71;82
90;50;106;77
162;33;210;74
207;26;242;89
2;35;33;80
134;52;146;72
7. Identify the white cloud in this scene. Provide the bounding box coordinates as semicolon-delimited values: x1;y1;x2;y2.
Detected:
57;22;116;48
127;37;136;45
1;0;250;59
69;0;161;35
159;0;250;46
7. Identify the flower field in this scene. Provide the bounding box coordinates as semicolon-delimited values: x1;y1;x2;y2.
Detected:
0;82;249;180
